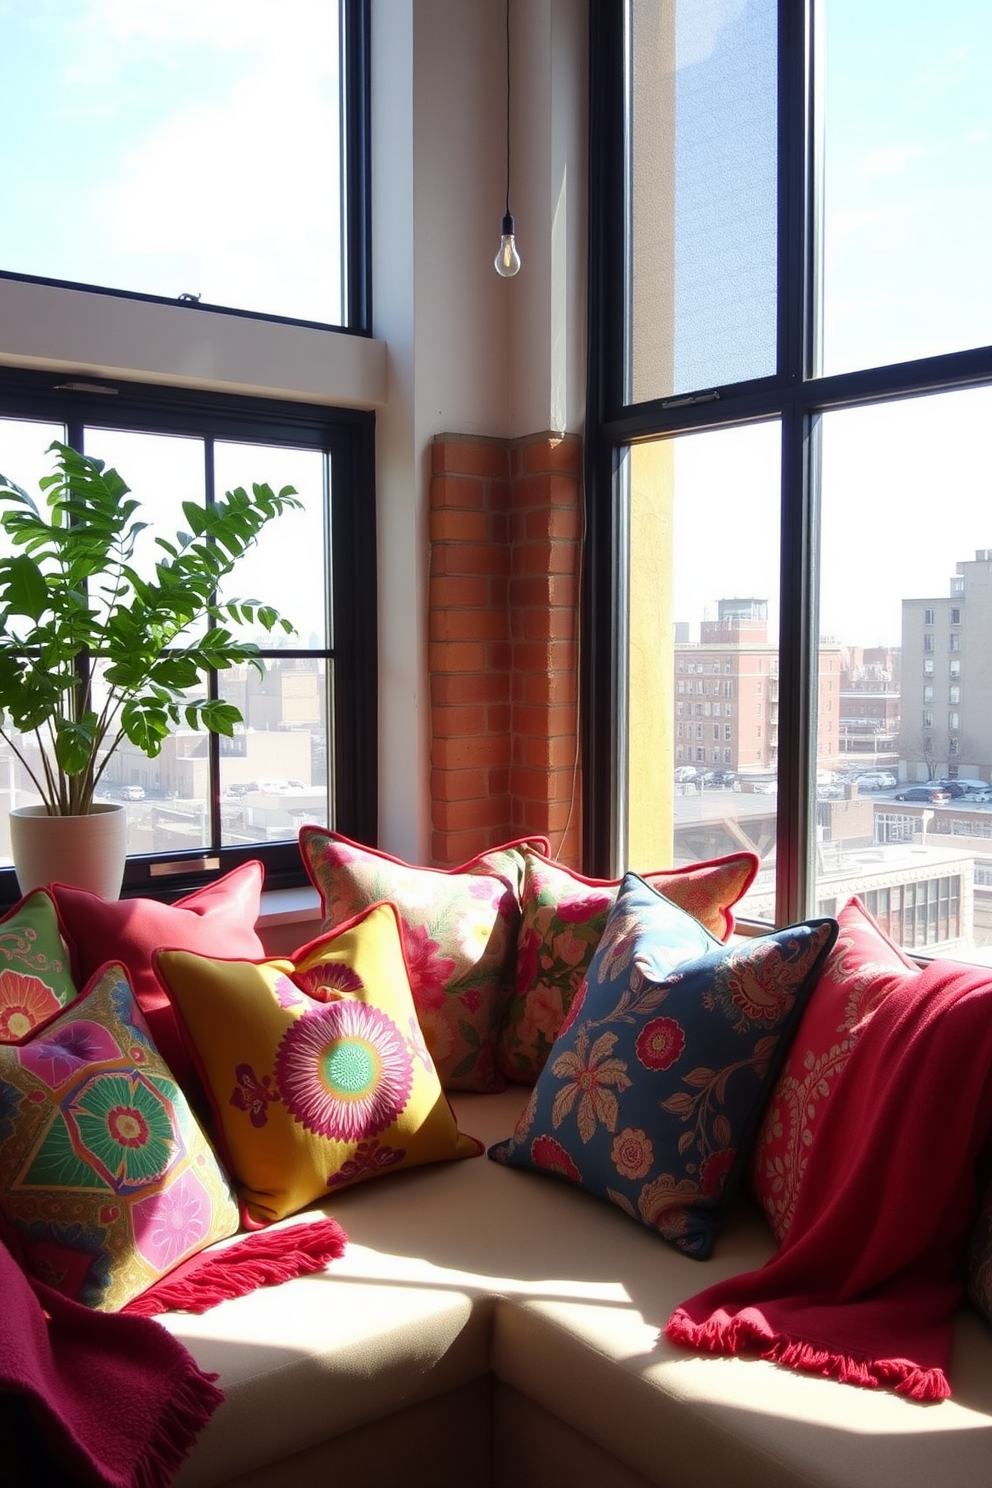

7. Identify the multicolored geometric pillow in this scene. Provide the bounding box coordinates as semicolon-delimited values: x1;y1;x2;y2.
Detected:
0;889;80;1041
490;873;836;1259
155;902;483;1227
497;848;760;1084
750;895;920;1242
0;963;239;1311
298;829;551;1092
51;862;267;1097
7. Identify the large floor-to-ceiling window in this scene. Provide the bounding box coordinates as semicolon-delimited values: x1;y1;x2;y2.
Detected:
586;0;992;958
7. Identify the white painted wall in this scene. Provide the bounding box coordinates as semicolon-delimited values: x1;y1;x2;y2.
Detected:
371;0;588;858
0;0;588;861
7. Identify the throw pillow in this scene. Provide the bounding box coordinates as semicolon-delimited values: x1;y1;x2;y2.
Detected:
0;889;80;1041
298;829;551;1092
155;901;483;1227
0;963;240;1311
750;895;920;1242
51;862;266;1096
489;873;837;1259
497;848;760;1084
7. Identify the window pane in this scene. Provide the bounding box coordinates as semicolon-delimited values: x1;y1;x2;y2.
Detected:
814;387;992;959
626;421;780;920
816;0;992;375
626;0;778;403
213;443;328;650
0;0;344;325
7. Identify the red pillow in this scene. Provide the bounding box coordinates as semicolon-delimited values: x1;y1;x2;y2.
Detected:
51;862;266;1096
750;895;919;1242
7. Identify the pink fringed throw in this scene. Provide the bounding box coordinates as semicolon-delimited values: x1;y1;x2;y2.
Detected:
123;1217;349;1317
0;1237;223;1488
667;959;992;1399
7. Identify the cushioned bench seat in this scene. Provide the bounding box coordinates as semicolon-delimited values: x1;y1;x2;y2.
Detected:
164;1089;992;1488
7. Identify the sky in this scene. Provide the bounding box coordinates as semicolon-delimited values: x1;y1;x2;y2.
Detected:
650;0;992;651
0;0;343;324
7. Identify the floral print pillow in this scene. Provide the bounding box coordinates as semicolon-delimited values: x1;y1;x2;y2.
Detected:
299;828;549;1092
155;903;483;1227
0;963;239;1310
497;849;759;1085
750;896;919;1242
0;889;80;1041
490;873;836;1259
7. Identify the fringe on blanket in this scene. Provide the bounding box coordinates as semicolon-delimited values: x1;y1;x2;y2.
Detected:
665;1307;950;1402
123;1218;348;1318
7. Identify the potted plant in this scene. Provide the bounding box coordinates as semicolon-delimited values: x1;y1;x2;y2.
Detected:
0;441;300;896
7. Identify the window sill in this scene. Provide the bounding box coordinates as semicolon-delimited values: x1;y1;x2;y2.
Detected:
257;885;322;956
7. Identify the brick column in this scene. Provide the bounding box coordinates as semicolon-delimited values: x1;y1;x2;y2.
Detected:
428;431;582;867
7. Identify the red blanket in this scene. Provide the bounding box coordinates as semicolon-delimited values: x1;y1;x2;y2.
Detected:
667;958;992;1399
1;1217;348;1485
0;1237;222;1488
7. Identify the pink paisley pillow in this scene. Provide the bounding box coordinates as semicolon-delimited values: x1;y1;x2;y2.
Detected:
496;848;759;1085
298;829;549;1092
750;896;919;1242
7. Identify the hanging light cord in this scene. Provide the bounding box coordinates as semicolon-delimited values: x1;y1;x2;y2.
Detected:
504;0;512;217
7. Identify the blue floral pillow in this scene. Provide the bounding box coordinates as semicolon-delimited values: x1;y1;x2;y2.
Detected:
489;874;837;1259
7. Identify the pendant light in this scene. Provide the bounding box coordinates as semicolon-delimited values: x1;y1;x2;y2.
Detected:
494;0;521;277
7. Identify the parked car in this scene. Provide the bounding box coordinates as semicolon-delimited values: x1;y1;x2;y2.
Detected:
855;772;897;791
673;767;699;783
119;784;145;801
968;790;992;804
894;786;952;803
700;769;736;788
928;779;969;798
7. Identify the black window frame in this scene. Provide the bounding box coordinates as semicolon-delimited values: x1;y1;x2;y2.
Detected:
0;369;377;906
584;0;992;925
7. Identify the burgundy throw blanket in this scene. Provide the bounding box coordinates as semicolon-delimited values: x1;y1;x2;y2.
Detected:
1;1217;348;1485
0;1237;222;1488
667;959;992;1399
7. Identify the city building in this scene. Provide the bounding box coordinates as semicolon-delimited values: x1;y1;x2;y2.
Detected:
901;551;992;784
674;599;842;777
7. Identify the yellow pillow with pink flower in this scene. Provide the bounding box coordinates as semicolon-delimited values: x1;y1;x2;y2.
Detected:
0;889;80;1042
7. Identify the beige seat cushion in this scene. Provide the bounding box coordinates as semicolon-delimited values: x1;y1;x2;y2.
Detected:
165;1089;992;1488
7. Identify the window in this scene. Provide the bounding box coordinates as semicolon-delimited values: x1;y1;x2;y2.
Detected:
950;634;961;652
951;608;962;626
950;685;960;705
923;686;934;704
587;0;992;952
0;374;376;900
0;1;371;332
923;711;933;730
949;712;960;733
951;659;962;679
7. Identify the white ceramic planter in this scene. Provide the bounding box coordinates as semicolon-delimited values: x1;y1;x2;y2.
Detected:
9;803;129;899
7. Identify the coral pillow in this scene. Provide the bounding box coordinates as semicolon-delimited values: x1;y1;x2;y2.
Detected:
497;848;759;1084
0;889;80;1040
0;963;239;1310
155;902;483;1227
50;862;266;1095
750;895;920;1242
298;829;550;1092
490;873;836;1259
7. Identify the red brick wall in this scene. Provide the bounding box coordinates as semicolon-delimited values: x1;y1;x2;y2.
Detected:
429;431;582;867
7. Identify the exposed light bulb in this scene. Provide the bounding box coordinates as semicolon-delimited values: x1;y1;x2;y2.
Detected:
494;211;521;277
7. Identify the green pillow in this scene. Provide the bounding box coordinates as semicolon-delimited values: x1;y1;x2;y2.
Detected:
0;889;80;1042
